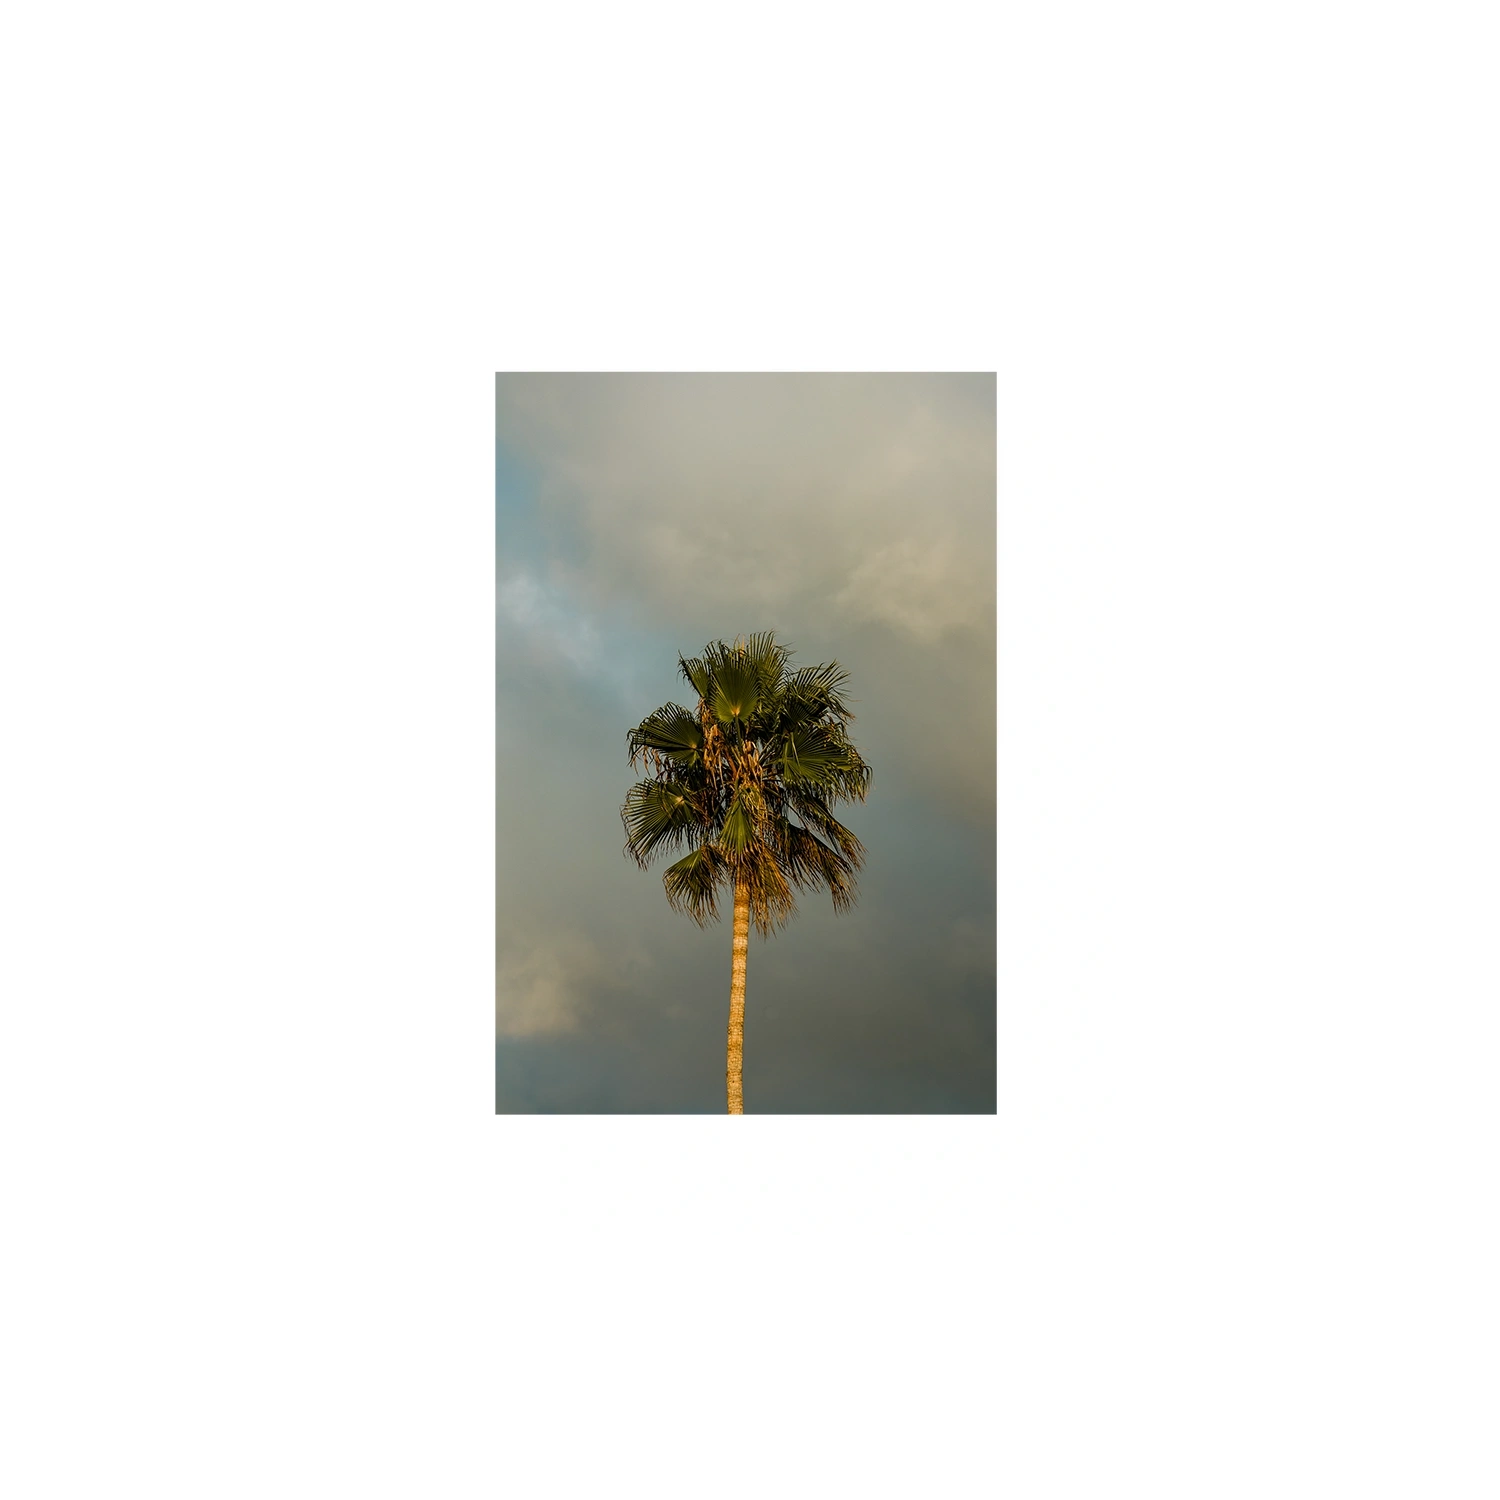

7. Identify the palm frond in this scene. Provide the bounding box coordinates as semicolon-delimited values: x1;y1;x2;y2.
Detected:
780;823;859;911
627;702;704;768
773;663;855;733
662;841;729;925
709;658;760;725
738;632;792;694
621;779;700;866
719;789;755;855
677;653;711;703
786;790;867;864
787;660;852;705
824;746;872;803
778;724;852;783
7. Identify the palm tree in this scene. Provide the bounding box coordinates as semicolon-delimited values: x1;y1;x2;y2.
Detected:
622;633;872;1113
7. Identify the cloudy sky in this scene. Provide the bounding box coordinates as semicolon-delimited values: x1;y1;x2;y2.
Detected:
497;374;995;1112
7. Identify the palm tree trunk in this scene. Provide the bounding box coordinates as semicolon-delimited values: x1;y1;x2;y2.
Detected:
726;878;749;1114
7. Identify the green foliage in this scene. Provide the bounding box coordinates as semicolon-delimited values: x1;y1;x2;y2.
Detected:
709;659;760;725
661;842;726;925
622;633;871;936
620;780;698;865
626;703;704;767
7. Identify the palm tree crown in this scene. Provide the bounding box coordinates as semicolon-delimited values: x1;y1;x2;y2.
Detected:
622;633;872;936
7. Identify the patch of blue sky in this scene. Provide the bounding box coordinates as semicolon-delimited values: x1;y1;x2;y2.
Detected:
497;435;691;713
495;435;551;569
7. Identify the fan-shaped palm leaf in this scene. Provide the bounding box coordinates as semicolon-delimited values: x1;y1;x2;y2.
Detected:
621;779;700;866
627;703;704;768
709;659;760;725
662;842;728;925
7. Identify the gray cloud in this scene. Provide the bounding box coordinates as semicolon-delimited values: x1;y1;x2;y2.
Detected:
495;374;994;620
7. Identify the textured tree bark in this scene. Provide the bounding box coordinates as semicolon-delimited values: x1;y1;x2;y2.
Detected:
726;879;749;1114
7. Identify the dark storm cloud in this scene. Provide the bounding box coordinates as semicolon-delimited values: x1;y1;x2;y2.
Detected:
497;373;995;1112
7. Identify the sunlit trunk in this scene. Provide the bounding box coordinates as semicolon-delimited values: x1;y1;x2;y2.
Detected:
726;879;749;1114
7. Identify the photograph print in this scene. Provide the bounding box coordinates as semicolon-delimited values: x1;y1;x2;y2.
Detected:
497;373;996;1113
